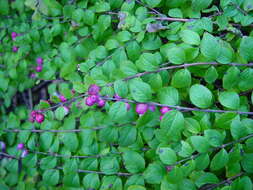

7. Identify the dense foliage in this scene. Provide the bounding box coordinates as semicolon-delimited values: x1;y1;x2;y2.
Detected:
1;0;253;189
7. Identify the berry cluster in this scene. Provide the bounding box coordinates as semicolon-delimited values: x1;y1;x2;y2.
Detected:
29;110;45;123
17;143;28;158
159;107;172;120
35;57;43;72
85;84;106;107
11;32;19;52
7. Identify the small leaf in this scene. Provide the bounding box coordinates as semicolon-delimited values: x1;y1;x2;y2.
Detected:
191;136;210;153
42;169;59;186
200;32;221;60
109;102;127;122
166;47;186;64
129;80;152;102
204;66;218;84
218;91;240;109
143;162;166;184
157;147;177;165
123;151;145;173
210;149;229;171
189;84;213;108
180;30;200;45
171;69;192;88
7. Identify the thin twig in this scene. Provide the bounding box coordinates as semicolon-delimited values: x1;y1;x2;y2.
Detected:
200;172;244;190
106;62;253;86
155;17;195;22
135;0;164;16
56;167;132;176
0;152;18;160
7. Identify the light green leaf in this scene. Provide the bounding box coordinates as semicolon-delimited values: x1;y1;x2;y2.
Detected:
171;69;191;88
123;151;145;173
143;162;166;184
158;87;179;106
109;102;127;122
191;136;210;153
189;84;213;108
180;30;200;45
218;91;240;109
204;66;218;84
129;80;152;102
42;169;59;186
157;147;177;165
166;47;186;64
210;149;229;171
200;32;221;60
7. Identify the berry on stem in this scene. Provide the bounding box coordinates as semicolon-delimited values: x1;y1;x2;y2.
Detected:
88;84;100;95
36;57;43;65
11;32;17;40
160;107;172;115
125;102;131;111
0;141;6;152
35;113;45;123
12;46;18;52
149;105;156;112
114;94;121;100
97;98;106;107
85;96;96;106
36;65;43;72
59;95;67;102
136;103;148;115
17;143;25;150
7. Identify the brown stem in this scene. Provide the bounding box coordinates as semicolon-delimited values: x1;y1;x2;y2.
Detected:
0;152;18;160
155;17;195;22
106;62;253;87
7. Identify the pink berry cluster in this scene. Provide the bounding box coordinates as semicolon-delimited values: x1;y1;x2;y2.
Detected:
35;57;43;72
159;107;172;120
17;143;28;158
59;94;67;102
135;104;156;115
29;110;45;123
85;84;106;107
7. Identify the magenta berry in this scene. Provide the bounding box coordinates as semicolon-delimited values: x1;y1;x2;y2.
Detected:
21;149;28;158
35;113;44;123
71;89;76;95
36;57;43;65
30;73;37;79
160;107;172;115
12;46;18;52
85;96;95;106
114;94;121;100
149;105;156;112
90;95;99;103
125;102;131;111
36;65;43;72
97;99;106;107
159;115;163;121
136;103;148;115
88;84;100;95
11;32;17;40
30;111;37;118
17;143;25;150
59;95;67;102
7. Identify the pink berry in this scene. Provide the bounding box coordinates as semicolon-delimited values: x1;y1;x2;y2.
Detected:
30;73;36;79
12;46;18;52
36;65;43;72
149;105;156;112
114;94;121;100
97;99;106;107
17;143;25;150
166;165;173;172
159;115;163;121
160;107;172;115
71;89;76;95
35;113;45;123
125;102;131;111
85;96;95;106
88;84;100;95
36;57;43;65
30;111;37;118
21;149;28;158
59;95;67;102
136;104;148;115
29;116;35;123
90;95;99;103
11;32;17;40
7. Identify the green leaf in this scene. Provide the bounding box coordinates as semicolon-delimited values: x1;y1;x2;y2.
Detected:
158;87;179;106
180;30;200;45
55;106;68;120
136;53;160;71
200;32;221;60
0;0;9;15
204;129;224;147
62;133;79;152
189;84;213;108
161;111;185;141
191;136;210;153
218;91;240;109
82;173;100;189
100;157;119;175
143;162;166;184
185;118;201;134
231;119;249;140
127;185;146;190
63;173;80;187
114;80;128;97
192;0;213;11
223;67;240;90
123;151;145;173
118;126;137;146
241;153;253;173
109;102;127;122
215;112;237;129
40;157;57;170
238;68;253;91
171;69;192;88
129;80;152;102
166;47;186;64
239;36;253;62
204;66;218;84
144;0;161;7
157;147;177;165
42;169;59;186
195;173;219;188
210;149;229;171
178;141;194;158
